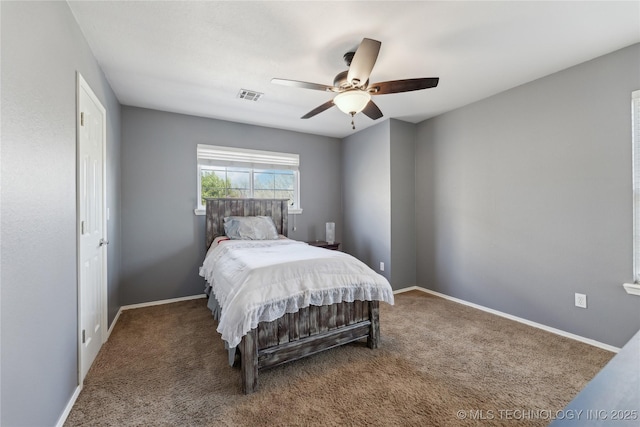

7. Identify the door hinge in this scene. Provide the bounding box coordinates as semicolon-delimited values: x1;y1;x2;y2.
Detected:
81;220;86;235
82;329;86;344
80;112;84;126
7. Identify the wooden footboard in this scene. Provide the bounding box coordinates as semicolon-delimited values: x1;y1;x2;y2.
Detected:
240;300;380;394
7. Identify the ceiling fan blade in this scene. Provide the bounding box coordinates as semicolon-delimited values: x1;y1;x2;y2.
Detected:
369;78;439;95
301;99;335;119
346;38;381;88
362;100;383;120
271;78;335;92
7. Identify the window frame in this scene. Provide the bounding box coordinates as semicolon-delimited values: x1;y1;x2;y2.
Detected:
626;90;640;296
194;145;302;216
632;90;640;281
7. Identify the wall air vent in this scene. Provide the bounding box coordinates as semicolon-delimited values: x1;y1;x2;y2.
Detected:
237;89;263;102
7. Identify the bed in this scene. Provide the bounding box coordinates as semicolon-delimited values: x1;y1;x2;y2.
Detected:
200;198;394;393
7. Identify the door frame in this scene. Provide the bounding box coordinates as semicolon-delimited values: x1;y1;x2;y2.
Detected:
76;72;108;384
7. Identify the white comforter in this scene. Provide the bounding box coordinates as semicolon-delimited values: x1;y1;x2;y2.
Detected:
199;239;394;348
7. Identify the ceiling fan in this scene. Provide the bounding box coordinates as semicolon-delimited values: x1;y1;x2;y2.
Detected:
272;38;439;129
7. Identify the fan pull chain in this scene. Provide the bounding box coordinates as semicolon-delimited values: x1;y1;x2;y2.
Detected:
350;112;356;130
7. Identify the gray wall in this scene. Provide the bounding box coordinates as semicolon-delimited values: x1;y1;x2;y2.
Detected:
0;1;122;426
390;120;417;288
341;119;418;289
415;43;640;348
342;121;392;282
120;107;342;305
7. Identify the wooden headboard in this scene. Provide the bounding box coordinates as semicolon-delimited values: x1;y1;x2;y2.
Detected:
205;198;289;247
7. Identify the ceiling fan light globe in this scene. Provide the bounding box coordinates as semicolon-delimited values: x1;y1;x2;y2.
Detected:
334;90;371;115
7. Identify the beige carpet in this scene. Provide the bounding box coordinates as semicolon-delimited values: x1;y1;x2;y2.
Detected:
65;291;613;426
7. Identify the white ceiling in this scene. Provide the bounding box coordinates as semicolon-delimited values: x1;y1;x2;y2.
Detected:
67;1;640;139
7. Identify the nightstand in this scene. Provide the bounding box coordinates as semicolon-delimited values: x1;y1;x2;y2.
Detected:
307;240;341;251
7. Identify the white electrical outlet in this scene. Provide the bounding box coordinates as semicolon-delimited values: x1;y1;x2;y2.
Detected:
379;262;384;271
575;293;587;309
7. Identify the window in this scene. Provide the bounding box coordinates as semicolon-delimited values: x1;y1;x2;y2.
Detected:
633;91;640;282
195;144;301;215
627;90;640;296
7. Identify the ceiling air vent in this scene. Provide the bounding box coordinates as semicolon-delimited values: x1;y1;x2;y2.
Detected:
237;89;263;102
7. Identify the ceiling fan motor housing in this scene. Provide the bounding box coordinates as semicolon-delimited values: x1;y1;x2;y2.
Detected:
343;51;355;66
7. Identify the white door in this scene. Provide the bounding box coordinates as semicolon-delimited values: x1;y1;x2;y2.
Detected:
77;73;107;382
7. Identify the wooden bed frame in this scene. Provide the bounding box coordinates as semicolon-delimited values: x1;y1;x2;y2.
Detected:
205;198;380;394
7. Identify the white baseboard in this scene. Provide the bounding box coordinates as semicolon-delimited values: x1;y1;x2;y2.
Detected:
394;285;425;295
56;384;82;427
106;308;122;340
393;286;620;353
120;293;206;311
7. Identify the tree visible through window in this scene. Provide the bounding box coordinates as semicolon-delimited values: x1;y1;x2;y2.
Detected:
200;170;238;200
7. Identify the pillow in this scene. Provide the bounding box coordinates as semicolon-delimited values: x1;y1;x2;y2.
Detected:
224;216;279;240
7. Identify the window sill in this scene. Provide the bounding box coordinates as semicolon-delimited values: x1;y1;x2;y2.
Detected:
623;283;640;296
194;207;303;216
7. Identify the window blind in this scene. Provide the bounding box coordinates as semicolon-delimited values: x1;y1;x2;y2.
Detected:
197;144;299;171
